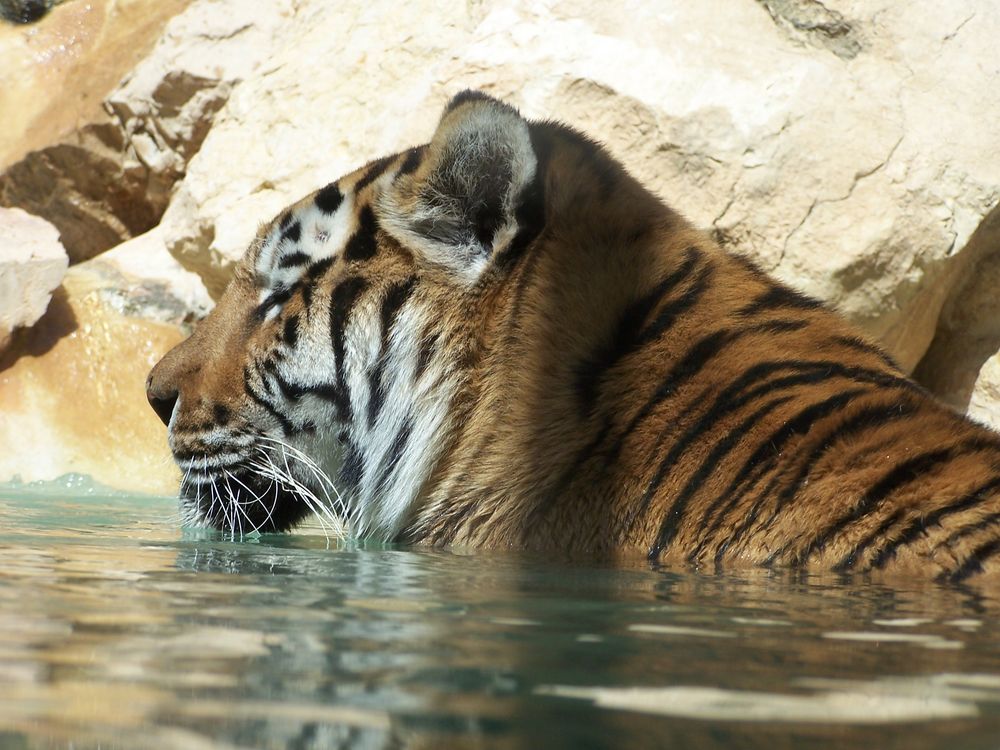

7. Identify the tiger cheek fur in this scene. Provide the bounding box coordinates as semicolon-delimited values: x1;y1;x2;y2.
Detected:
148;90;1000;583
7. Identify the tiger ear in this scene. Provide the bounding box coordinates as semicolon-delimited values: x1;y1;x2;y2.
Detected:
380;91;539;285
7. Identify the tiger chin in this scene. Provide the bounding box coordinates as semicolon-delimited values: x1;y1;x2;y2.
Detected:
147;90;1000;583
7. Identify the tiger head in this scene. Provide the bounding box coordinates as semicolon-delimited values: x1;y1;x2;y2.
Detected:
147;91;578;539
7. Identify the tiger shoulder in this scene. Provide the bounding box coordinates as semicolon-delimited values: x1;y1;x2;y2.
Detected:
146;90;1000;583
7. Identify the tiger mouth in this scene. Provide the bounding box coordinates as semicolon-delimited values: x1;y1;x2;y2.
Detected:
178;459;341;535
174;434;347;536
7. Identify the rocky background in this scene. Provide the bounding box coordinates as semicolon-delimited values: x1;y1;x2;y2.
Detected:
0;0;998;494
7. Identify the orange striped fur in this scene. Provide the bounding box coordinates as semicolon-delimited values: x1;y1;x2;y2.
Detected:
148;92;1000;582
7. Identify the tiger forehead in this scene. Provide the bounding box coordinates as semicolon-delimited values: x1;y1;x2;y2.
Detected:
252;147;424;287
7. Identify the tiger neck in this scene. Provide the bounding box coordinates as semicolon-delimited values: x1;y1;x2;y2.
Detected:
408;167;690;548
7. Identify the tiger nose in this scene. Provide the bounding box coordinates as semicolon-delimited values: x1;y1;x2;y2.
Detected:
146;373;179;427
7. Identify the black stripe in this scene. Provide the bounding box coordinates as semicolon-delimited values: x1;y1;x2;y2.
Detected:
307;257;334;280
606;328;736;467
375;417;413;493
315;182;344;214
868;475;1000;570
723;361;919;409
739;284;824;316
268;367;307;402
941;509;1000;548
748;319;809;335
302;257;335;315
265;364;352;421
278;250;310;269
830;334;900;370
943;538;1000;584
608;322;812;469
833;509;905;572
329;276;368;422
415;330;440;382
693;388;869;558
282;314;299;347
244;375;293;436
647;396;794;561
367;277;418;428
338;436;364;494
398;147;424;176
718;400;921;559
624;359;918;540
799;444;992;564
354;155;395;192
279;211;294;230
379;277;418;338
344;206;379;262
280;220;302;244
635;262;714;347
255;359;275;396
574;247;703;411
305;383;351;420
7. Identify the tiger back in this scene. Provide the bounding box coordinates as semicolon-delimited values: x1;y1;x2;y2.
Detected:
147;91;1000;583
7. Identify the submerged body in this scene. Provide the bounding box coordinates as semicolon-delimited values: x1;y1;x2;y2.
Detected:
147;92;1000;582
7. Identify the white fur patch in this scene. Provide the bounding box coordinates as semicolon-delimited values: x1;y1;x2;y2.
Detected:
254;192;355;302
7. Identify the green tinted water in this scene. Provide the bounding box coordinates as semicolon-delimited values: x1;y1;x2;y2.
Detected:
2;477;1000;749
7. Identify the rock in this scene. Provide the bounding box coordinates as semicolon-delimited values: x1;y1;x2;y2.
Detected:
158;0;460;296
0;119;165;264
0;0;191;171
968;352;1000;432
912;205;1000;411
91;226;213;327
0;206;68;350
157;0;999;375
0;261;187;494
0;0;290;264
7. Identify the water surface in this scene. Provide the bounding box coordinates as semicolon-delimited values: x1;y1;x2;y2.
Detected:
2;476;1000;748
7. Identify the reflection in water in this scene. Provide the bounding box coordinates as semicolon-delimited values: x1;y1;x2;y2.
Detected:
2;479;1000;748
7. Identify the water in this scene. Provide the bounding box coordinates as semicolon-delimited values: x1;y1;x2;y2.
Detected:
3;478;1000;749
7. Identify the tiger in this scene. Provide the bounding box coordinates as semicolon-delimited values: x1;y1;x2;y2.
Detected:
146;90;1000;583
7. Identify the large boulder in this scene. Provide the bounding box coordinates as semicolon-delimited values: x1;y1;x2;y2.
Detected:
155;0;1000;376
0;207;68;350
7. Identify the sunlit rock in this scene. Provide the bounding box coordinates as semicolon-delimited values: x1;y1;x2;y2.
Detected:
913;206;1000;412
0;0;287;263
0;206;67;351
968;353;1000;432
152;0;999;377
0;261;187;494
0;0;190;171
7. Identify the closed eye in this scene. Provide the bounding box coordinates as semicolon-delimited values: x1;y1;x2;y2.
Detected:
256;286;294;322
